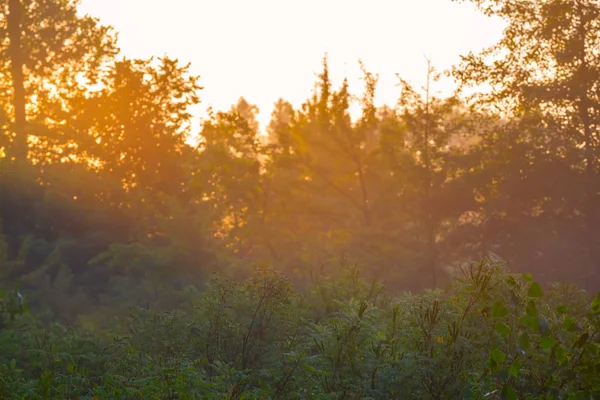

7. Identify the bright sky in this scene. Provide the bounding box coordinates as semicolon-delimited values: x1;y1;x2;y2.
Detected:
78;0;505;133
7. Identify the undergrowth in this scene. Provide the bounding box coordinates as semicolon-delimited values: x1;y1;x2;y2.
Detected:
1;258;599;399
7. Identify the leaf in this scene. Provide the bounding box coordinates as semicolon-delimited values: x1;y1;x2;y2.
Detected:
491;348;506;363
491;333;504;350
540;337;556;350
592;292;600;310
589;342;600;357
557;305;568;314
518;331;530;350
574;333;589;349
527;282;543;298
490;301;509;318
522;273;533;282
519;315;538;330
526;300;538;317
495;321;511;338
502;384;518;400
562;317;577;332
555;346;567;365
509;360;521;377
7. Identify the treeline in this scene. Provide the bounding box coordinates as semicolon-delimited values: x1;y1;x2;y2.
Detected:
1;0;599;324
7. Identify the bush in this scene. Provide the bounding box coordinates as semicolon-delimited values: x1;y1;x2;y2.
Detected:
0;259;599;399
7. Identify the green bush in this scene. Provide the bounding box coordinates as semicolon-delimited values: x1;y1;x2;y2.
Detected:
0;259;599;399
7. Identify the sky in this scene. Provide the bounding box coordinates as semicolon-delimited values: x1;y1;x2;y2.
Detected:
78;0;506;133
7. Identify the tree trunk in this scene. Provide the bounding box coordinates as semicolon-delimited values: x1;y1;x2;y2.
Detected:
7;0;28;162
575;0;599;282
423;59;437;287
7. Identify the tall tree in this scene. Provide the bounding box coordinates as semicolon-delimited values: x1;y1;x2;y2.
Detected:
279;57;383;268
385;63;477;287
454;0;600;285
0;0;118;163
195;97;268;260
75;57;201;211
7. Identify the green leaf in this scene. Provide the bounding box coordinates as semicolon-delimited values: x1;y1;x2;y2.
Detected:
506;276;517;287
522;273;533;282
589;342;600;357
495;321;511;338
562;317;577;332
592;292;600;310
526;300;538;317
490;301;509;318
490;333;505;350
518;331;530;350
574;333;589;349
540;337;556;350
491;348;506;363
509;360;521;377
557;305;568;314
527;282;543;298
502;384;518;400
555;346;567;365
519;315;538;330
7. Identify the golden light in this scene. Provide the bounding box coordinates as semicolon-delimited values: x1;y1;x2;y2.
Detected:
78;0;506;134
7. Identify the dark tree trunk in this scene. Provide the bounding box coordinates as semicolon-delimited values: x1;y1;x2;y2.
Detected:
7;0;28;162
575;0;599;282
423;60;437;288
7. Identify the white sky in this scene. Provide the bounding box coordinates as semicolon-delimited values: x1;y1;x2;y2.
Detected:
78;0;505;133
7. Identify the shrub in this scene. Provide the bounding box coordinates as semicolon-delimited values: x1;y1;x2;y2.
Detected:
0;259;599;399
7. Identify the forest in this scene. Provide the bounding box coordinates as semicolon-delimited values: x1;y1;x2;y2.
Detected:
0;0;600;398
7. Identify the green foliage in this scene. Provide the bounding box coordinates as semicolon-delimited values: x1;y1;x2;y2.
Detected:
1;259;599;399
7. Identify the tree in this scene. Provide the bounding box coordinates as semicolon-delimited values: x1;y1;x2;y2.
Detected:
0;0;118;163
378;61;477;287
453;0;600;285
270;57;384;270
76;57;200;194
194;98;270;261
